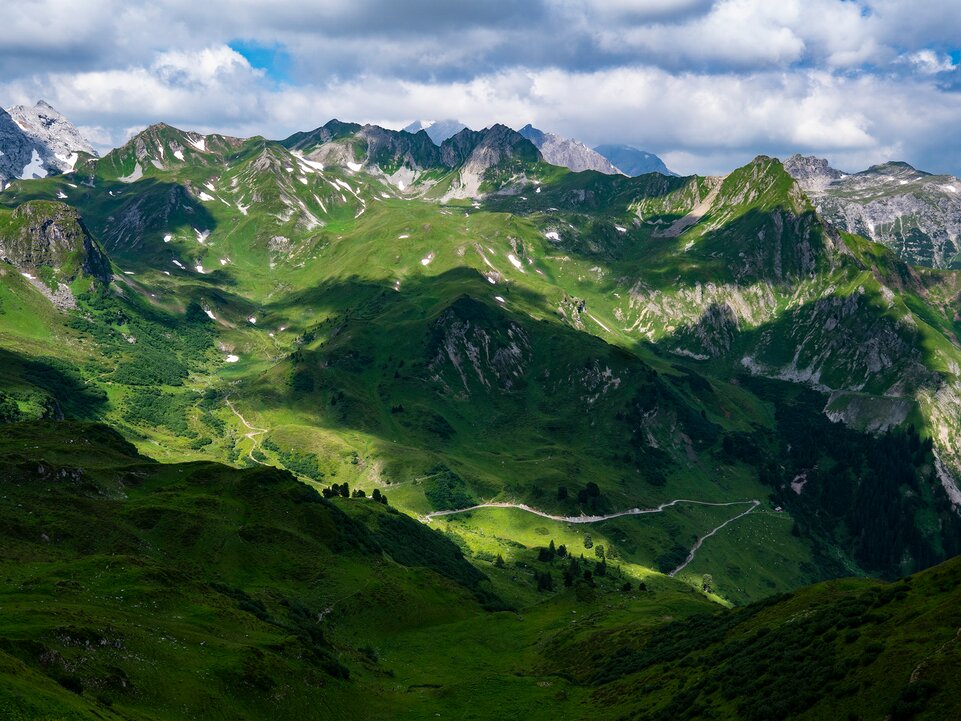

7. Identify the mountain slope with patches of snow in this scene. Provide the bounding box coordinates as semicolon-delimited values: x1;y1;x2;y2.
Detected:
0;100;96;189
784;154;961;268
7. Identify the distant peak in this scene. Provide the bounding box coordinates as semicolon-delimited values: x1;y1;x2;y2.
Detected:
402;118;467;145
594;143;676;177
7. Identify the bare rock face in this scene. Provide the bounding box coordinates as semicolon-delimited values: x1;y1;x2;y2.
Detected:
518;124;621;175
0;201;111;285
0;109;37;187
439;125;541;199
427;296;532;397
784;155;961;269
782;154;844;193
0;101;97;188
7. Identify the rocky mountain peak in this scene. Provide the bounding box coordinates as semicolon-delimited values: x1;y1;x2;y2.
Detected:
782;154;844;192
517;124;621;175
783;155;961;268
0;100;95;188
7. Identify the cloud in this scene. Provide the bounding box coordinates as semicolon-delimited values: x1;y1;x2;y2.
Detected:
903;50;958;75
1;1;961;175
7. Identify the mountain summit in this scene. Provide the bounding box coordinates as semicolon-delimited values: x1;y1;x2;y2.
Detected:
402;118;468;145
784;154;961;268
0;100;96;188
518;124;620;174
594;143;677;176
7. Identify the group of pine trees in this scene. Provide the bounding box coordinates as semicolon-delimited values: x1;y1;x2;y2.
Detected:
320;482;388;505
518;539;646;594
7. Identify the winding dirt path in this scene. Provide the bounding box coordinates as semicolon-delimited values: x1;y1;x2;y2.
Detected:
668;500;760;577
423;498;760;578
225;399;268;465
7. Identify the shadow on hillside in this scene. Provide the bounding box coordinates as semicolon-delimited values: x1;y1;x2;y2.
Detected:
0;348;107;420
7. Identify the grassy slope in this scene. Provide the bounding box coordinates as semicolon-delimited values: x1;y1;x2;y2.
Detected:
553;555;961;721
0;135;959;599
2;421;960;721
0;420;717;721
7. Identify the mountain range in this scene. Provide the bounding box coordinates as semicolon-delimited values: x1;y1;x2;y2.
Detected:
2;101;961;719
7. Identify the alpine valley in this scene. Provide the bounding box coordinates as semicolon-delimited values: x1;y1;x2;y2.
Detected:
2;103;961;721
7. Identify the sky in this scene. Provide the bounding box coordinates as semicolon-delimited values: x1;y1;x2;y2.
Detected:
2;0;960;175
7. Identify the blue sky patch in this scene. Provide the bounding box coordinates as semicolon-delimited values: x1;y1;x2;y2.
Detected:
229;40;291;83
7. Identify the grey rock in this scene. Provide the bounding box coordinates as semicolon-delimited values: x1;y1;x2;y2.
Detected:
518;124;621;175
0;101;97;188
784;155;961;268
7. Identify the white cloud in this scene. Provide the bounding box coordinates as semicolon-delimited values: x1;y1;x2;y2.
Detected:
903;49;957;75
2;2;961;175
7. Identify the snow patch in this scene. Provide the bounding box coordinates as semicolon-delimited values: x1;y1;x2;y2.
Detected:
194;228;210;243
173;149;184;161
163;234;172;243
225;354;239;363
204;309;216;320
195;264;206;274
545;231;560;241
494;295;506;303
189;137;206;152
615;225;627;233
296;156;325;172
346;161;363;172
198;191;215;201
219;258;229;266
420;252;435;266
172;259;185;269
20;150;47;179
507;253;525;272
55;152;79;170
56;190;68;199
398;234;410;239
247;316;257;324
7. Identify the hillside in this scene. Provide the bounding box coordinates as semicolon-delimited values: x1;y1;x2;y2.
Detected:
547;554;961;721
2;421;959;720
1;125;960;595
2;114;961;717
